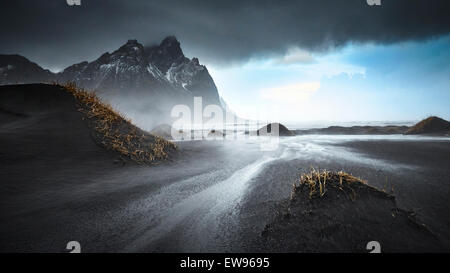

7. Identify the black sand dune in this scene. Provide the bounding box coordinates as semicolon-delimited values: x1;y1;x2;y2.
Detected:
0;84;119;173
0;84;180;252
406;116;450;135
0;83;176;165
260;170;443;252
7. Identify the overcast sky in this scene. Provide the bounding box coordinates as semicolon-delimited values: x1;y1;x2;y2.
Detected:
1;0;449;124
1;0;448;69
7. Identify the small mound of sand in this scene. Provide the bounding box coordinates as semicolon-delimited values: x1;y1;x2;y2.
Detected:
406;116;450;135
257;123;294;136
262;169;443;252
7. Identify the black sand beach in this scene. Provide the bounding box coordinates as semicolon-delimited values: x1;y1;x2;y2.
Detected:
1;135;449;252
1;85;450;252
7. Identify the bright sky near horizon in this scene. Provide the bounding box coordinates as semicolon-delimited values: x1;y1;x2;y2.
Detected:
207;35;450;126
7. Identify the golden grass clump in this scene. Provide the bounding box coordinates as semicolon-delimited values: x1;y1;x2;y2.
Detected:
62;82;176;164
292;168;368;201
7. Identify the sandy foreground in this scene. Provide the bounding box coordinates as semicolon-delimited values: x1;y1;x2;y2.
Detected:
1;131;449;252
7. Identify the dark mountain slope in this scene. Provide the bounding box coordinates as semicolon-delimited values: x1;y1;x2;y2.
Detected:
406;116;450;135
0;54;55;84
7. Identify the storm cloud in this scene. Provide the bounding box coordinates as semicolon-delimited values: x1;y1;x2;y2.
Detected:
1;0;449;70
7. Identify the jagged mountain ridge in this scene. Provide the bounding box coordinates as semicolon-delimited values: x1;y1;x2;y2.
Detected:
60;36;221;105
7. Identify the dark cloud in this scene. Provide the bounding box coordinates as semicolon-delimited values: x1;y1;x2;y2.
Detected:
1;0;449;70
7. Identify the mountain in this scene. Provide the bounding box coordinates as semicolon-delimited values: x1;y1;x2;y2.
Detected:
0;54;55;84
405;116;450;135
0;36;224;129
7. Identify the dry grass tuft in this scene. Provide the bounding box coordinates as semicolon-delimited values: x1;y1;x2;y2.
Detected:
61;82;176;164
292;168;370;201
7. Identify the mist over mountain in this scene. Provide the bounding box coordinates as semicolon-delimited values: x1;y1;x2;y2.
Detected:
0;36;225;129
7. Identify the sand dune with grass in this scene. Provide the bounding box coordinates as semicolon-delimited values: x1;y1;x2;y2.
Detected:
259;169;444;252
63;83;176;164
0;83;176;165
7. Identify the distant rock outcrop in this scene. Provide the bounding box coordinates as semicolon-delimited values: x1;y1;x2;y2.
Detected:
295;125;409;135
257;123;294;136
405;116;450;135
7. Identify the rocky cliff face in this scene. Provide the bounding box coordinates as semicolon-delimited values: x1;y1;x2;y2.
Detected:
58;36;221;105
